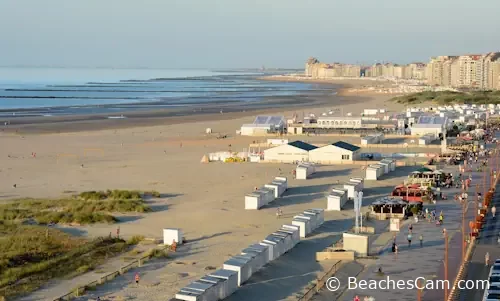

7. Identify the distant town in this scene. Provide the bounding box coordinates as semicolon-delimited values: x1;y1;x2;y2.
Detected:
305;52;500;90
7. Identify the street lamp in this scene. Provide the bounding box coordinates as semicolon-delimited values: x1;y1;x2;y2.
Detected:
444;229;449;301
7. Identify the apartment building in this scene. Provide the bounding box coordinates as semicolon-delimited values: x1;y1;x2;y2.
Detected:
305;58;361;78
442;56;459;87
457;55;484;88
485;52;500;90
364;62;427;80
425;52;500;90
407;63;428;80
427;56;451;86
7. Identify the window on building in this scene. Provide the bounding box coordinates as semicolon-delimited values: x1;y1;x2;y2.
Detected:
342;154;350;160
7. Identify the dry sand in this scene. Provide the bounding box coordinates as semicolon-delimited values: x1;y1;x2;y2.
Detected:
1;90;410;301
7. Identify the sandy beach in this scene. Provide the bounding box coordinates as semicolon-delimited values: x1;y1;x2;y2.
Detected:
1;81;408;301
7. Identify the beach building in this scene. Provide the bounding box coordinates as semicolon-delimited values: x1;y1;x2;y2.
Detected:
263;140;317;163
410;115;448;137
240;115;286;136
309;141;360;164
316;116;363;129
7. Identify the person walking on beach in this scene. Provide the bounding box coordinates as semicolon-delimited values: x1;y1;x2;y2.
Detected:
419;234;423;247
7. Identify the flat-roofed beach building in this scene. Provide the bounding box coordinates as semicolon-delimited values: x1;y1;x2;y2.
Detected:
410;116;448;137
240;115;285;136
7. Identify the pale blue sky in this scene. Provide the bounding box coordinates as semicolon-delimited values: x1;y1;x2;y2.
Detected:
1;0;499;69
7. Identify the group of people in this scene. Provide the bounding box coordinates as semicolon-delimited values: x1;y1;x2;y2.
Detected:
392;223;424;252
423;208;444;225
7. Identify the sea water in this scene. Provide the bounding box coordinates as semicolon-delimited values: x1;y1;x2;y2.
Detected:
0;68;320;116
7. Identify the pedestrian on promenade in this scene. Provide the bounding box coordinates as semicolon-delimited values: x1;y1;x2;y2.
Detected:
354;295;360;301
486;252;490;266
407;233;412;247
408;224;413;233
419;234;423;247
492;206;496;218
135;272;140;285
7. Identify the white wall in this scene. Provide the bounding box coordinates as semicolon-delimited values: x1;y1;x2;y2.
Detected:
309;145;359;163
410;126;443;136
264;145;309;163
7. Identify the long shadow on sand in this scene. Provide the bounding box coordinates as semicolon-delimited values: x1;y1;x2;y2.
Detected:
224;218;353;301
115;215;143;223
310;168;354;179
383;138;406;144
263;184;333;209
187;231;232;243
377;166;421;181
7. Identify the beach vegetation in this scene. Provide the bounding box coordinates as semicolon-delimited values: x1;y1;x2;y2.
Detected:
390;90;500;105
0;189;154;225
0;223;128;299
127;235;145;245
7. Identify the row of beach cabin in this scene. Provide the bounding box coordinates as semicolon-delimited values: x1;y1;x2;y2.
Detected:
327;178;364;211
418;133;436;145
174;209;324;301
360;133;384;145
365;159;396;180
245;177;288;209
296;162;316;179
291;209;325;237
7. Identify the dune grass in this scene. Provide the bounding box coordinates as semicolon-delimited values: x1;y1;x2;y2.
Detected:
0;222;128;299
390;90;500;105
0;190;158;225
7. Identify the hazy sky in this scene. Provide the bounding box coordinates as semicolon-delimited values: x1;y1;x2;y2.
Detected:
1;0;500;69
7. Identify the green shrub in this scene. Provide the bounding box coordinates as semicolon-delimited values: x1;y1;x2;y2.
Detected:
144;248;169;259
127;235;145;245
0;189;154;226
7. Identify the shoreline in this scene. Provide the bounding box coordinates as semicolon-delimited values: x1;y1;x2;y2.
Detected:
0;76;404;135
0;84;380;135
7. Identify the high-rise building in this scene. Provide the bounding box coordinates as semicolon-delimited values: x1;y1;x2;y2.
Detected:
304;58;361;78
427;56;452;86
457;55;484;88
442;57;459;87
484;52;500;90
425;52;500;90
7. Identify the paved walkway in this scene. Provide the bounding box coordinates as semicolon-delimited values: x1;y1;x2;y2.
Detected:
459;164;500;300
326;161;482;301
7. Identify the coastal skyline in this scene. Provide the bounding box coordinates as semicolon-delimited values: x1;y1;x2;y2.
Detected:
1;0;500;69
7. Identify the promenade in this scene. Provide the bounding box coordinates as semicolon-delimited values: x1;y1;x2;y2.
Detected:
318;159;484;301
